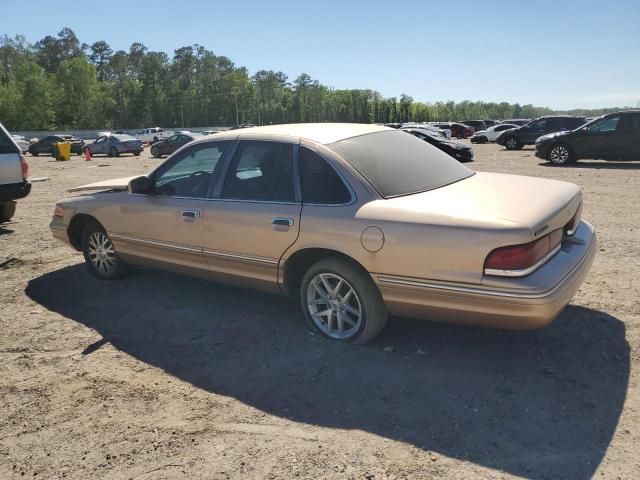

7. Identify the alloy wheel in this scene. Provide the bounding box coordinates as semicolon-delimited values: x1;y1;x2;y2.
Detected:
549;145;569;164
306;273;362;340
505;137;518;149
87;231;117;274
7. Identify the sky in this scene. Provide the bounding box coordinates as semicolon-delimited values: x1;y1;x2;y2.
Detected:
2;0;639;110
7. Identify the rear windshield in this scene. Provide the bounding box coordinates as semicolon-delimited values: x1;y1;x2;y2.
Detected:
330;130;474;198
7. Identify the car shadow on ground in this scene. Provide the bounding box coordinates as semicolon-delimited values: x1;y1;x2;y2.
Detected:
0;225;14;235
26;264;630;480
538;161;640;169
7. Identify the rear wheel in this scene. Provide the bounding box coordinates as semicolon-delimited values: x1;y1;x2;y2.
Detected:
0;201;16;223
300;258;388;344
504;136;522;150
30;149;38;156
547;143;575;165
81;222;127;279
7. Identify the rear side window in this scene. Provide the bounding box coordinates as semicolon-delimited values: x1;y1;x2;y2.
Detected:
300;147;351;204
222;141;295;202
620;113;640;132
0;125;19;154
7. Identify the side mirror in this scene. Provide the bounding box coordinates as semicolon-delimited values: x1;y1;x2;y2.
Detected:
128;175;153;194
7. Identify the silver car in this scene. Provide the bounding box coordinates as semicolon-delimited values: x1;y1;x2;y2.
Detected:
85;134;143;157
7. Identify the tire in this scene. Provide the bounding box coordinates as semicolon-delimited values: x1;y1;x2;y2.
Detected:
134;150;142;156
0;201;16;223
81;221;127;280
152;136;159;143
30;149;38;156
109;147;119;157
151;146;160;158
300;257;388;344
476;136;488;144
504;136;522;150
547;143;575;165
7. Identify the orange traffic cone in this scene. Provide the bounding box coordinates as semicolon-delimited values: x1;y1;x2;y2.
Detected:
84;148;91;161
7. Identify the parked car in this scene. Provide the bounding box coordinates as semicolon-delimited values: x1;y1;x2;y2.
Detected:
28;134;84;156
401;123;448;139
0;123;30;223
535;111;640;165
462;120;487;133
431;122;474;139
496;116;587;150
136;127;172;144
150;133;203;158
11;135;29;154
201;130;220;136
401;127;473;162
470;124;519;143
500;119;531;126
50;123;596;344
84;134;143;157
483;120;498;128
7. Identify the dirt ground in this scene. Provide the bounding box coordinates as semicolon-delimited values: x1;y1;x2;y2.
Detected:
1;142;638;480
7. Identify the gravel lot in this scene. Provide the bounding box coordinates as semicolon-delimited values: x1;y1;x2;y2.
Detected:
1;143;638;479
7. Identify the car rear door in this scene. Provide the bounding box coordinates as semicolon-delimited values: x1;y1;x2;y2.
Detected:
200;139;301;292
617;112;640;159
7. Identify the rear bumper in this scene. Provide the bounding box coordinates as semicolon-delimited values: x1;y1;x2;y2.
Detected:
0;181;31;202
374;221;597;329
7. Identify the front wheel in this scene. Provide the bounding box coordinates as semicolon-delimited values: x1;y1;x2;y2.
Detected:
300;258;388;344
151;146;160;158
504;136;522;150
547;143;575;165
109;147;119;157
81;222;127;279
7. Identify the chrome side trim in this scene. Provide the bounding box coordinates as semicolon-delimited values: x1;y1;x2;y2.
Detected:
110;233;202;254
377;240;592;301
484;244;562;278
203;249;278;265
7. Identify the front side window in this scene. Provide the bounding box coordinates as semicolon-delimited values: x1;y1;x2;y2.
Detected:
300;147;351;204
330;130;473;198
590;115;620;133
222;141;295;202
153;142;229;198
528;119;547;129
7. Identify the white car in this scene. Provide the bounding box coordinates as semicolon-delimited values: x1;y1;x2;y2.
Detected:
11;135;29;154
1;124;30;223
470;124;518;143
135;127;173;144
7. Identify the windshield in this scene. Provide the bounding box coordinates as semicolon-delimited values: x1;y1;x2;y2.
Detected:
113;134;136;141
330;130;474;198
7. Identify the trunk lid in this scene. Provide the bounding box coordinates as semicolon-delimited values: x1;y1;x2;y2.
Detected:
367;172;581;241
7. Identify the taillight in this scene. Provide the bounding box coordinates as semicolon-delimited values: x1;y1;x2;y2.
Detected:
484;229;562;277
565;203;582;236
20;154;29;179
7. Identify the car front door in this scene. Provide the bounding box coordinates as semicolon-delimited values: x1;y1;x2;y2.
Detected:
92;136;107;154
200;139;301;292
112;141;230;271
572;114;624;159
522;119;547;143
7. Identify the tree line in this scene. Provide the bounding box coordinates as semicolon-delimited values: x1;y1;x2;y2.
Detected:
0;29;629;131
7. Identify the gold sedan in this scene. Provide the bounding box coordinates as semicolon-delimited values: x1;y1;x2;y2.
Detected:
50;124;596;344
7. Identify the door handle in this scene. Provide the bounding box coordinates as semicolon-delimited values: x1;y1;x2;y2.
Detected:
181;210;200;218
272;217;294;226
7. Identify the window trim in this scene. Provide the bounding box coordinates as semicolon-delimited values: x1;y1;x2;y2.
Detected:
212;139;301;205
299;144;357;207
143;140;232;200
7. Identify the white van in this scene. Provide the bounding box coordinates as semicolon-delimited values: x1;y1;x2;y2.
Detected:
0;122;30;223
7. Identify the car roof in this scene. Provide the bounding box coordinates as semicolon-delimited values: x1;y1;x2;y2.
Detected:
196;123;391;145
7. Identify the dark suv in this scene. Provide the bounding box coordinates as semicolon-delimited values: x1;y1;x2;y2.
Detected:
535;111;640;165
496;116;587;150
